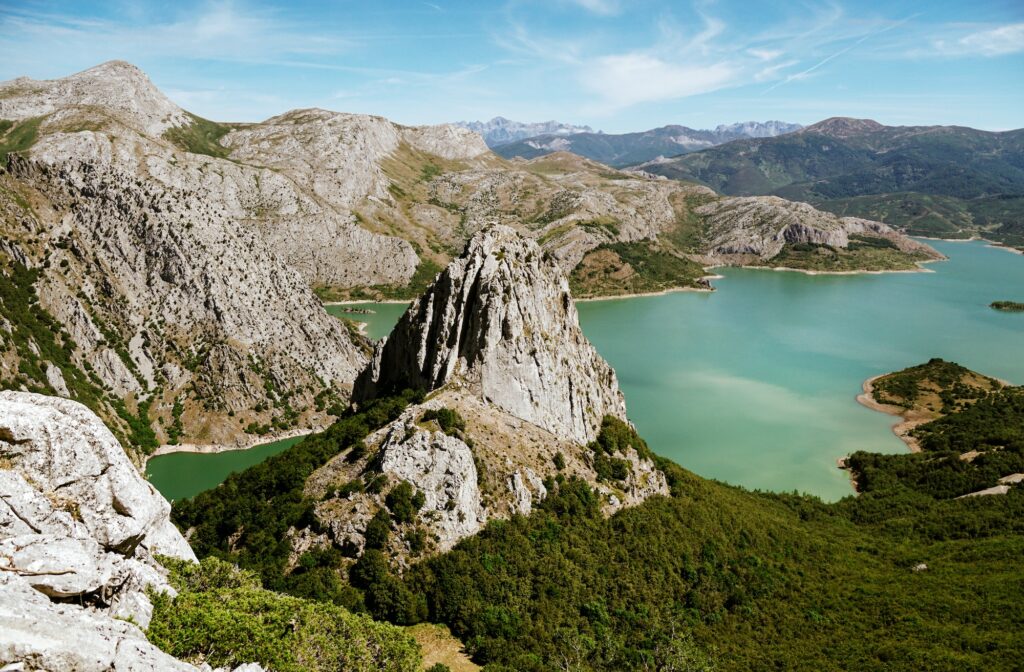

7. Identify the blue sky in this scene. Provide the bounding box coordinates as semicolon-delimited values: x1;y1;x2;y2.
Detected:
1;0;1022;132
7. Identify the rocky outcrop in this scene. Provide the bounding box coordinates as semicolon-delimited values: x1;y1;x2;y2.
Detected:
695;196;943;260
354;225;626;445
377;412;486;551
0;391;204;670
0;392;266;670
310;229;666;557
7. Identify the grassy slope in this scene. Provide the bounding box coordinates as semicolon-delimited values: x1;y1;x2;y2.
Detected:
0;116;44;167
149;556;421;672
161;112;236;159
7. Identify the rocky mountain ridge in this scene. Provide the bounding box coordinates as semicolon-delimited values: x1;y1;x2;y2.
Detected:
492;120;802;166
638;116;1024;246
454;116;595;147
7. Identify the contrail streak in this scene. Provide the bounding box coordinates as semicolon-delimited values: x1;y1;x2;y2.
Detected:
765;14;918;93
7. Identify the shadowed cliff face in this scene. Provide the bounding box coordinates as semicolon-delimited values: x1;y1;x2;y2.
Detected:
354;225;626;445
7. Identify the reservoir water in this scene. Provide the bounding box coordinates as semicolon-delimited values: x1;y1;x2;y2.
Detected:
146;436;305;502
324;302;411;340
148;240;1024;502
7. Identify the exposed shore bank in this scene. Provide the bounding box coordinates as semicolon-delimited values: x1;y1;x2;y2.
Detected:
735;261;939;277
574;279;720;302
854;374;927;453
322;299;411;306
145;427;318;467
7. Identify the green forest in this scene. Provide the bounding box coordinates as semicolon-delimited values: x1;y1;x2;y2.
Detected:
166;364;1024;671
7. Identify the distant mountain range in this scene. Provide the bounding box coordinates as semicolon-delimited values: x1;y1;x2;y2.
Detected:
489;121;803;167
454;117;594;147
637;117;1024;247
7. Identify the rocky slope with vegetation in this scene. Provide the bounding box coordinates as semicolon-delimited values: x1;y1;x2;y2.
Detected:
639;117;1024;249
0;61;376;456
178;228;668;586
0;390;422;671
171;354;1024;670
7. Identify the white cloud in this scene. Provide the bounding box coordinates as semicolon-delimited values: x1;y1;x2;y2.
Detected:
564;0;621;16
580;53;738;109
936;23;1024;57
748;48;783;61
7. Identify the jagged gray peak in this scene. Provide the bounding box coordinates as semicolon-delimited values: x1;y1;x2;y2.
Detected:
354;225;626;444
455;117;595;147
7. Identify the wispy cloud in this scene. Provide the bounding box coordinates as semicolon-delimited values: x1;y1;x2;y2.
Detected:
580;54;738;110
934;23;1024;57
564;0;621;16
0;1;350;70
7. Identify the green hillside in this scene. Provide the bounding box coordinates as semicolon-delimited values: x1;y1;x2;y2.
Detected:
643;119;1024;246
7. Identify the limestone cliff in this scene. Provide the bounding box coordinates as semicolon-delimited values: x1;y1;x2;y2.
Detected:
0;62;374;450
310;228;667;558
354;225;626;444
695;196;944;261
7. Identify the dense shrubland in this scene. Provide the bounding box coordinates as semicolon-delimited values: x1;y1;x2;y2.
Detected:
169;369;1024;671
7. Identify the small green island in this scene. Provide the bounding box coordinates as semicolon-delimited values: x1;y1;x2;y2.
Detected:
991;300;1024;312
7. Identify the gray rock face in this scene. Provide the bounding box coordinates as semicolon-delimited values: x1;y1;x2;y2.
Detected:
0;571;196;672
695;196;943;260
0;391;194;560
0;392;214;670
354;225;626;444
378;416;486;551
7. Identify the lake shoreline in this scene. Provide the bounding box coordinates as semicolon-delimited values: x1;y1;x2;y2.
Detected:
145;427;318;467
574;280;719;302
841;373;929;494
854;375;925;453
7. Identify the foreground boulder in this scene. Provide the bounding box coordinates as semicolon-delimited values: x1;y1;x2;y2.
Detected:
0;391;252;671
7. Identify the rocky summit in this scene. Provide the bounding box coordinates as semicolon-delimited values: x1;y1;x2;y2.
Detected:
310;227;666;556
355;225;626;444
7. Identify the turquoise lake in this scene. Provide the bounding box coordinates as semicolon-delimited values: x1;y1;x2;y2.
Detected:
148;240;1024;502
324;302;411;340
146;436;305;502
